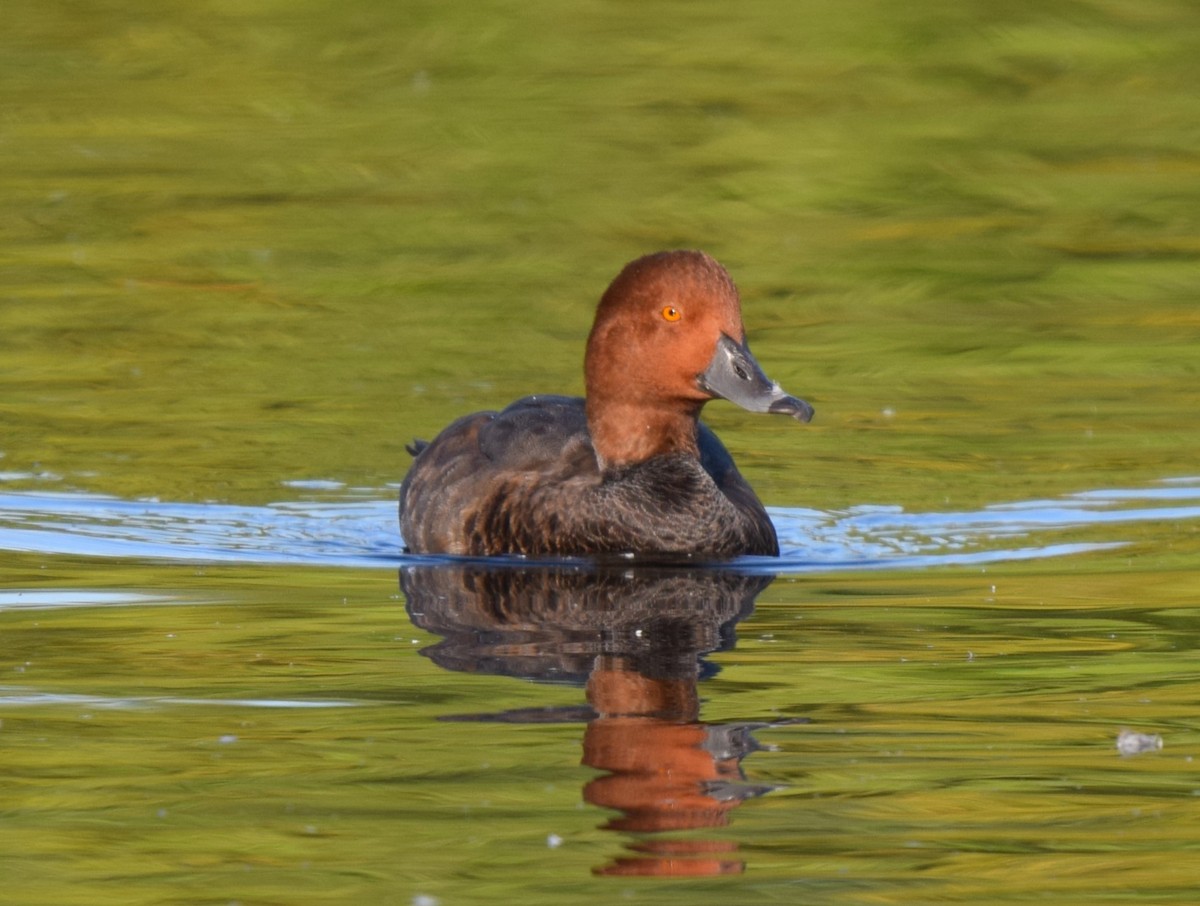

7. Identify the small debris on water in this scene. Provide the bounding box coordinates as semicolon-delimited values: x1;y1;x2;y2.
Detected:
1116;728;1162;756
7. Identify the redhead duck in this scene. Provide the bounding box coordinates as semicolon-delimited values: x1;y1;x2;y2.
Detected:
399;250;813;558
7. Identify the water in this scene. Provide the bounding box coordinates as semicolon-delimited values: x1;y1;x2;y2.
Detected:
3;482;1199;903
2;480;1199;571
4;1;1200;903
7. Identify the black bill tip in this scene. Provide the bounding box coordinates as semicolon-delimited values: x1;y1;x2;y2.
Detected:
768;394;815;423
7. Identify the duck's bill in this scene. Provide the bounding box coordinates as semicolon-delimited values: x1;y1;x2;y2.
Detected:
698;333;815;423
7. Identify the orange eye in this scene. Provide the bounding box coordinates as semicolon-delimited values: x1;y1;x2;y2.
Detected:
661;306;682;322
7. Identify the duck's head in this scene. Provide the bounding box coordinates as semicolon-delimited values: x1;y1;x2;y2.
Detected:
584;250;813;468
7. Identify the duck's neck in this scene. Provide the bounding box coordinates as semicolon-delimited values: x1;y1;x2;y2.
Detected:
586;399;701;471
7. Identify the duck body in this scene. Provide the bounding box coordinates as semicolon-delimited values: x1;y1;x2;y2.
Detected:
399;251;813;559
400;394;779;556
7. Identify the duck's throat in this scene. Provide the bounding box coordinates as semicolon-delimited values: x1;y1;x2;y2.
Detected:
586;400;701;470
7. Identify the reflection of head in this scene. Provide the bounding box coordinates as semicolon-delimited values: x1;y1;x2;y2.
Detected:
401;563;769;683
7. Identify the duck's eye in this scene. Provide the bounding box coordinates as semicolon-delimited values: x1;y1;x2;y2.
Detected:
661;306;682;322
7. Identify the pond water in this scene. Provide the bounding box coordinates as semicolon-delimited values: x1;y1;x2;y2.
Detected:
3;1;1200;904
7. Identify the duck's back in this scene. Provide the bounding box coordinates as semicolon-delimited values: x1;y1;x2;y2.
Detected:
399;395;597;555
399;395;778;557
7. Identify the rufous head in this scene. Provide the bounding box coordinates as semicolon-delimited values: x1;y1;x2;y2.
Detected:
584;251;812;468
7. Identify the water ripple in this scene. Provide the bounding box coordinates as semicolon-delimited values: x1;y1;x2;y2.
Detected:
0;478;1196;573
0;687;360;709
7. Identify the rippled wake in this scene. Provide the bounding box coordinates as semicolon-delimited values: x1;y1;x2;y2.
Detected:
771;479;1200;568
0;478;1197;572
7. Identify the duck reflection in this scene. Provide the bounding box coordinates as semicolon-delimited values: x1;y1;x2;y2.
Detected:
401;562;801;877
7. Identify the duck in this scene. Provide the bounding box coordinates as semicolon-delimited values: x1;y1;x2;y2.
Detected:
399;250;813;558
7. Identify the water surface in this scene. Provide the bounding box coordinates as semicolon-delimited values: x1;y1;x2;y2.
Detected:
3;1;1200;904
